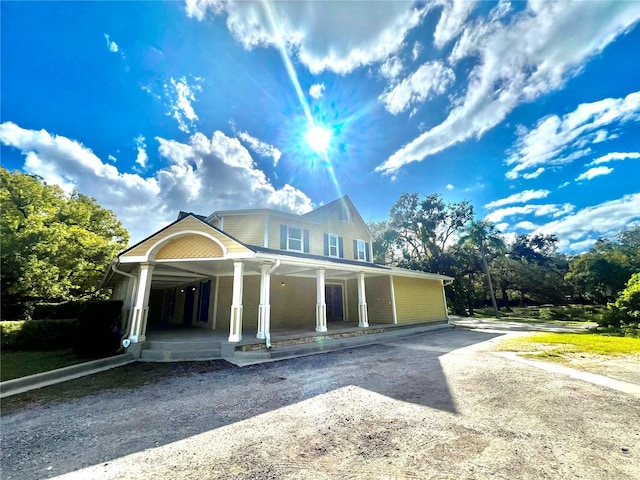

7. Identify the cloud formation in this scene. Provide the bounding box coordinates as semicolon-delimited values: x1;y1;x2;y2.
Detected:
485;203;574;223
484;189;551;210
104;33;119;53
185;0;425;74
376;2;640;175
164;77;202;134
575;166;614;182
587;151;640;166
505;91;640;179
0;122;312;241
309;83;325;100
134;135;148;168
237;131;282;166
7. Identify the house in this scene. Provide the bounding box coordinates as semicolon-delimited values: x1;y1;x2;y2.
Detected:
103;196;453;347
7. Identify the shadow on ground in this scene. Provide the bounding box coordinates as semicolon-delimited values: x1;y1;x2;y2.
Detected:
1;329;502;480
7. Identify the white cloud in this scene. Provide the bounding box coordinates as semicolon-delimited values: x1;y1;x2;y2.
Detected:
309;83;325;99
485;203;574;223
587;151;640;165
237;131;282;166
379;56;404;81
531;193;640;250
495;222;509;232
514;221;538;231
380;61;455;115
445;183;454;190
433;0;477;48
505;92;640;179
411;41;422;61
164;76;202;134
185;0;425;74
568;238;598;252
134;135;148;168
107;154;117;163
376;2;640;176
522;167;545;179
104;33;119;53
0;122;313;241
575;166;614;181
558;181;570;189
484;189;551;209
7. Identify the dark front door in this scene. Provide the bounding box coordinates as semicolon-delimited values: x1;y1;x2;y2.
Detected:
183;285;195;324
325;285;344;322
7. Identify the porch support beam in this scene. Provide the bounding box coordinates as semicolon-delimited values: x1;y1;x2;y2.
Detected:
228;261;244;342
315;269;327;333
357;272;369;328
257;264;272;339
129;263;154;343
389;275;398;324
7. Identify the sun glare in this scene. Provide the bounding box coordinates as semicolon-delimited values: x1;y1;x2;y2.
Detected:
306;126;332;153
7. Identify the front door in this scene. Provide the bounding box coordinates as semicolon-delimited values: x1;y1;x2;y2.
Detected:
325;285;344;322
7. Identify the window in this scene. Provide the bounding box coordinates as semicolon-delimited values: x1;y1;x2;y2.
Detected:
338;205;350;222
328;234;339;257
287;226;303;252
355;239;366;261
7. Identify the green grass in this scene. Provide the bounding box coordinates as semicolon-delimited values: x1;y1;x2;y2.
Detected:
0;349;86;382
474;304;606;323
497;332;640;357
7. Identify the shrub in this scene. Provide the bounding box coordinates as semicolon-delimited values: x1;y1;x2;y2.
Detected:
32;301;85;320
598;273;640;337
0;319;78;350
74;300;123;359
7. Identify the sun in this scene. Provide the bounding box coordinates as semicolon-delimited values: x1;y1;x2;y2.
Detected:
305;125;332;153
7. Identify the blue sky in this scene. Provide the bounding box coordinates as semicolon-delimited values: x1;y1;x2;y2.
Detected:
2;1;639;251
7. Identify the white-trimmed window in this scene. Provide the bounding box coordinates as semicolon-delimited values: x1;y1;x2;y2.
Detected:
355;239;366;261
338;205;350;222
287;226;303;252
328;233;339;257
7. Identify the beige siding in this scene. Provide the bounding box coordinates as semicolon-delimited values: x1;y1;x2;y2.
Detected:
270;275;316;328
215;276;232;332
156;234;223;259
346;279;358;323
213;275;260;332
122;216;251;258
366;276;394;324
220;214;265;246
393;277;446;323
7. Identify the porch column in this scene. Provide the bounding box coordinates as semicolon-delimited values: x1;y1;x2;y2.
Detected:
357;272;369;328
315;269;327;333
129;263;154;343
257;264;272;339
389;275;398;324
228;261;244;343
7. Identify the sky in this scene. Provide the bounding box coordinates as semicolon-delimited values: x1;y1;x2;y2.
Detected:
1;1;639;252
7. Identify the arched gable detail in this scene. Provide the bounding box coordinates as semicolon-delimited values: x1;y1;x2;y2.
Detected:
147;230;228;260
155;234;224;259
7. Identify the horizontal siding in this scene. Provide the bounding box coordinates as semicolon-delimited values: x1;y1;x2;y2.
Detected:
366;276;393;324
122;216;251;258
270;275;316;328
221;214;265;247
346;279;358;323
156;234;223;259
393;277;446;323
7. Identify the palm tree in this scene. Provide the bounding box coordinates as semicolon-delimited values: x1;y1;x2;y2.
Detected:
459;219;505;317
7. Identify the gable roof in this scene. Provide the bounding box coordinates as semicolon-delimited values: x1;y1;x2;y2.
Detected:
302;195;371;236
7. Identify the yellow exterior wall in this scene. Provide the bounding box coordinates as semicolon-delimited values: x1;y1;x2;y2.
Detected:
122;216;251;258
270;275;316;328
156;234;223;259
215;276;232;332
366;275;394;324
220;214;265;247
393;277;446;323
346;278;358;323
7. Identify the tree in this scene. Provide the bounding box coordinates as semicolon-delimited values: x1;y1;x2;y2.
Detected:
1;168;129;312
458;219;505;317
599;272;640;336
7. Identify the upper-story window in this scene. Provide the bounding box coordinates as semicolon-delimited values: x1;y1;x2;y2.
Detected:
324;233;343;258
280;224;310;253
338;205;350;222
287;226;303;252
354;239;369;262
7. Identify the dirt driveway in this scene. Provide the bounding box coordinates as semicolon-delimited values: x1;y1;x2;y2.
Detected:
2;329;639;479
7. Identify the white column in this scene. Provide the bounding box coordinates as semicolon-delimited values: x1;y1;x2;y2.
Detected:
357;272;369;328
257;264;272;339
315;269;327;333
228;261;244;342
389;275;398;324
129;263;154;343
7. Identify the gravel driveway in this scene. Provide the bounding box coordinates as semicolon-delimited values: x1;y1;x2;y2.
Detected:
2;329;639;479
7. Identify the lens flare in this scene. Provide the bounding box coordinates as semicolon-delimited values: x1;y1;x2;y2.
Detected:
306;126;332;153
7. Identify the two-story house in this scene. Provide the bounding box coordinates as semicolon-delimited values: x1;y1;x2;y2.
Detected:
103;196;452;346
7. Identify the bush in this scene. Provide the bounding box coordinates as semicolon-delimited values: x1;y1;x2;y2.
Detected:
74;300;123;359
598;273;640;337
0;319;78;350
32;301;85;320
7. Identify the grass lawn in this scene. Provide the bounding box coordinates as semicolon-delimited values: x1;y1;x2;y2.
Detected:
497;332;640;358
0;349;86;382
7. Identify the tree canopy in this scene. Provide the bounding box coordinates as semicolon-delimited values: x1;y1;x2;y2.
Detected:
1;168;129;307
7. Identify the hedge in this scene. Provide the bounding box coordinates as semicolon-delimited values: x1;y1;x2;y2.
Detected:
1;319;79;350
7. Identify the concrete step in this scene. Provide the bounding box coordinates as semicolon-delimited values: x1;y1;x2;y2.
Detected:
140;348;221;362
146;340;222;351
